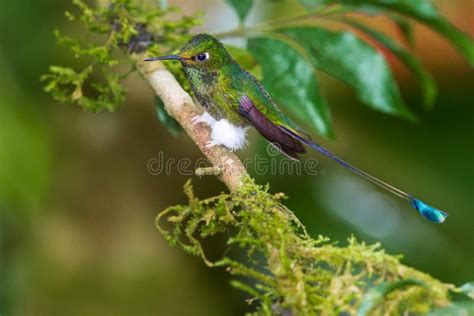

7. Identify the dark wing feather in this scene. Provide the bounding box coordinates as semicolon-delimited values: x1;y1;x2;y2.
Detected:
238;95;305;159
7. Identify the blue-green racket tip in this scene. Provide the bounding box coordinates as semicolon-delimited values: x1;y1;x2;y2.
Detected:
410;198;448;223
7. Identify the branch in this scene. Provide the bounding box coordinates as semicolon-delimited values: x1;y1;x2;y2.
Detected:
135;56;248;192
136;56;456;315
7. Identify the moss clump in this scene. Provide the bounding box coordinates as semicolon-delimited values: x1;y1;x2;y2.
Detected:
42;0;201;112
157;176;452;315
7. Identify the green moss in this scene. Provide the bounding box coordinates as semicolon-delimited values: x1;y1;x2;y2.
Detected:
157;176;452;315
42;0;201;112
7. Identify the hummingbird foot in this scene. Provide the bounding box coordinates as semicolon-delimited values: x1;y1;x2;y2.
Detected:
205;141;217;149
192;111;216;126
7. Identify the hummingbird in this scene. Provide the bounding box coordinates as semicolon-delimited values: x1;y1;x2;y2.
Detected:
145;34;448;223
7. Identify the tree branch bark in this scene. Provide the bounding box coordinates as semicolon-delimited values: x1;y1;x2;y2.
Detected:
135;58;248;192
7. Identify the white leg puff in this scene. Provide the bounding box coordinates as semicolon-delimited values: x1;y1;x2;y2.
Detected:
192;111;216;126
208;119;247;151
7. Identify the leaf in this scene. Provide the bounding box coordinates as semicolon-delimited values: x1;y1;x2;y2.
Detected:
345;19;437;109
358;279;424;316
331;0;474;65
226;0;253;23
247;36;334;138
155;96;182;136
280;27;416;121
390;14;414;47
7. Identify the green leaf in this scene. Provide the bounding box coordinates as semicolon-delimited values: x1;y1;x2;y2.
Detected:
280;27;416;121
248;36;334;138
155;96;182;136
358;279;424;316
226;0;253;23
331;0;474;65
390;14;414;47
345;19;437;109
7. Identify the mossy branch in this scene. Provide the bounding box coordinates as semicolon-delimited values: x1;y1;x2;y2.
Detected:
156;178;453;315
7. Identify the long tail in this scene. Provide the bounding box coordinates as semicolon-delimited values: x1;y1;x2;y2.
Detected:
279;126;448;223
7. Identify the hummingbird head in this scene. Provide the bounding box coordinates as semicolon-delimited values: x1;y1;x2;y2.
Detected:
144;34;232;71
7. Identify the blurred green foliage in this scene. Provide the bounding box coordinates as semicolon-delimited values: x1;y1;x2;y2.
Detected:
325;0;474;65
217;0;474;138
42;0;473;140
0;86;52;214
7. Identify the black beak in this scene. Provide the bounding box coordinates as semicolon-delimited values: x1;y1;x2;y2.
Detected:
144;55;181;62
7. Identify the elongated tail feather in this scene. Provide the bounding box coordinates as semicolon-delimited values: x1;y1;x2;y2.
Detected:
278;126;448;223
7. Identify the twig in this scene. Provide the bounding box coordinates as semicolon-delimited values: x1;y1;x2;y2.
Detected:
195;166;223;177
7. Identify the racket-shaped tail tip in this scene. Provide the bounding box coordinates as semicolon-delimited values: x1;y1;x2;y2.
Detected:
411;198;448;223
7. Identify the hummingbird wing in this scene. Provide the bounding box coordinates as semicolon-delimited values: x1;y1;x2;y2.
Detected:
238;94;305;159
230;67;311;159
230;68;310;159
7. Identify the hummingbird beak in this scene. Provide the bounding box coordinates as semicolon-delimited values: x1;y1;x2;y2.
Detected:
144;55;182;62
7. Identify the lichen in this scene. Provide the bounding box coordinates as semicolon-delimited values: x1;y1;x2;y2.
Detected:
156;176;453;315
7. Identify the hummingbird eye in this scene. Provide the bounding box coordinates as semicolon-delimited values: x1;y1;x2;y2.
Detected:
195;52;210;62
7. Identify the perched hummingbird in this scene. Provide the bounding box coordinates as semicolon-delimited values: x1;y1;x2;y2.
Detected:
145;34;448;223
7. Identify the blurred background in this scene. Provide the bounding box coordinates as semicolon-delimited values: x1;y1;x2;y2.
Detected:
0;0;472;315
